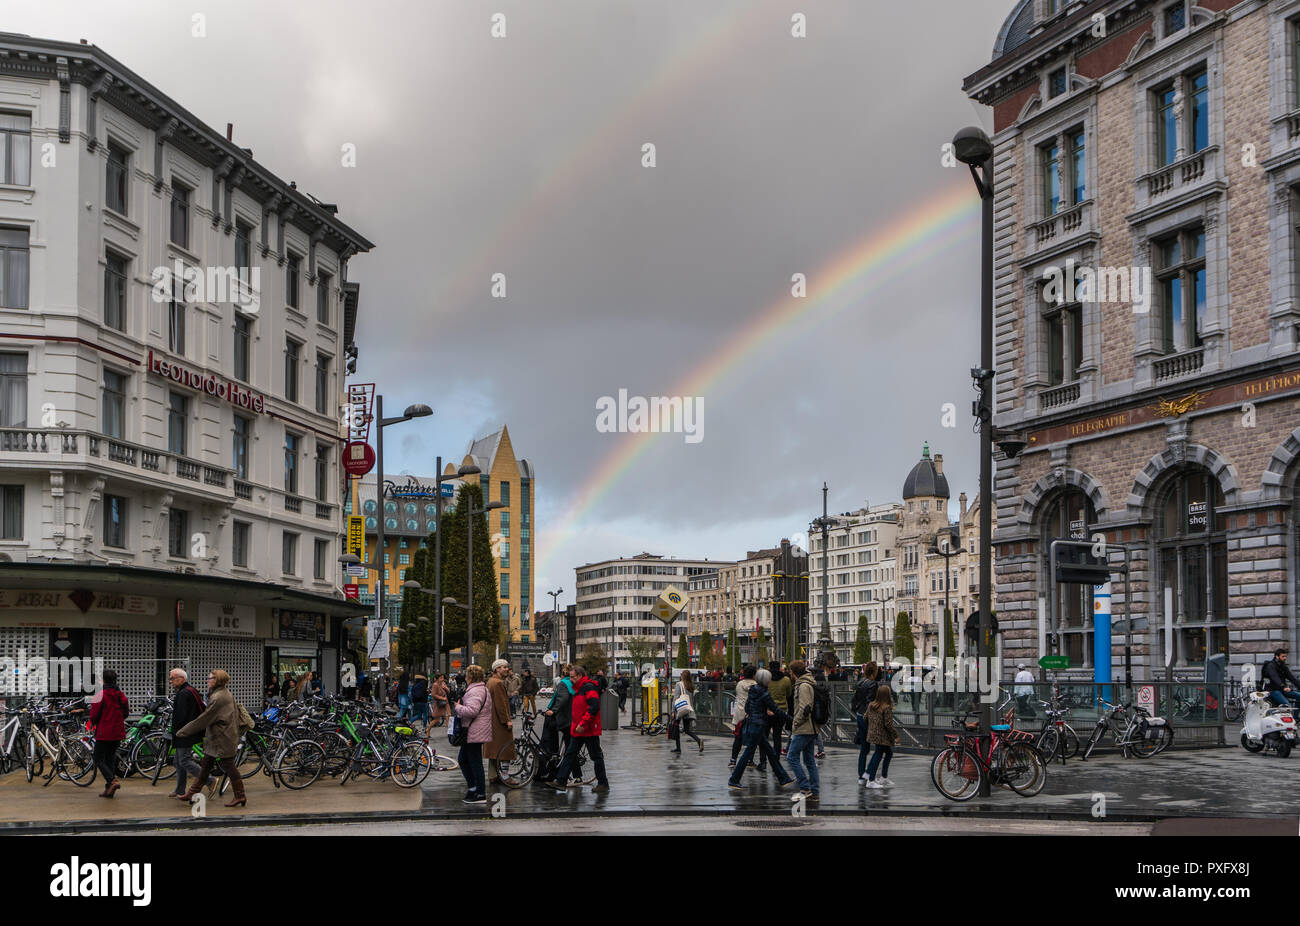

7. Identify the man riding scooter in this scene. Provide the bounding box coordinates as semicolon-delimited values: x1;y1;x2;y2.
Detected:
1263;648;1300;709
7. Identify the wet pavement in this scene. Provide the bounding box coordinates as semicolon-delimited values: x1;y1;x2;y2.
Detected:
2;725;1292;832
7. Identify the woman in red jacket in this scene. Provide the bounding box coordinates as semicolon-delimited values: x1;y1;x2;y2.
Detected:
89;669;129;798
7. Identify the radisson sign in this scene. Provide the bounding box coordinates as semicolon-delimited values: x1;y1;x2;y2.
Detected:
147;350;267;414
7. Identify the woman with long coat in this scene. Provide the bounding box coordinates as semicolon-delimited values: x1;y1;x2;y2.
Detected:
484;659;517;785
179;669;247;807
430;673;450;726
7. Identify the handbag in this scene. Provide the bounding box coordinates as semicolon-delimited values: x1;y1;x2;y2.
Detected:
673;695;692;718
448;713;468;747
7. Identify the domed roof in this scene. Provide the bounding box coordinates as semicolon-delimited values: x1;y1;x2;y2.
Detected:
903;443;950;500
992;0;1036;59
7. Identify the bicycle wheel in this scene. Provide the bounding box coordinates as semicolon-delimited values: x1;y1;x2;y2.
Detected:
274;739;325;790
1061;725;1081;759
1081;724;1104;760
389;742;432;788
429;751;458;772
235;738;266;777
25;735;41;782
1130;724;1172;758
132;732;174;780
930;746;982;802
314;731;351;776
498;742;536;788
1036;727;1060;763
58;738;97;786
1002;741;1046;797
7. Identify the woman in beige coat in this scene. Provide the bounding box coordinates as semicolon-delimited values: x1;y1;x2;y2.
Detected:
179;669;247;807
484;659;517;785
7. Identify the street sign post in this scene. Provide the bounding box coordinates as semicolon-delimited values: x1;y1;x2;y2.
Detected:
1038;655;1070;670
342;441;376;477
653;586;688;715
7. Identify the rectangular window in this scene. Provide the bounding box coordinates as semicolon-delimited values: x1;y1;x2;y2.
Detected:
1157;227;1206;353
500;541;510;568
500;510;510;538
282;532;298;575
232;520;250;567
235;222;251;275
170;182;190;248
1157;85;1178;166
104;252;127;331
101;369;126;439
103;494;127;548
0;352;26;427
168;277;186;355
106;143;129;214
1189;69;1209;154
285;338;300;403
233;414;250;479
314;538;328;580
284;432;299;494
234;314;252;382
315;445;329;502
1070;130;1086;205
1048;67;1067;99
1;484;22;539
286;254;300;309
315;354;330;414
169;508;189;558
499;481;510;507
167;391;188;456
0;113;31;186
1041;142;1060;217
1164;2;1186;35
0;227;29;309
500;572;510;598
316;271;331;324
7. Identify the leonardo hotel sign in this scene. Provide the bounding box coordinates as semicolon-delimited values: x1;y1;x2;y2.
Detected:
1027;366;1300;449
147;350;266;414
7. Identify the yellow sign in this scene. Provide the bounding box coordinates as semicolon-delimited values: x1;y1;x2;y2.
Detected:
347;515;365;560
654;585;688;624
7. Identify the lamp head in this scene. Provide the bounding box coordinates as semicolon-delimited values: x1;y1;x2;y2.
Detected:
403;403;433;419
457;463;481;477
338;553;360;566
952;126;993;166
402;580;421;590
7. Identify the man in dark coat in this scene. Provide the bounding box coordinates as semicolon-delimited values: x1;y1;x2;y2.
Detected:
168;667;206;799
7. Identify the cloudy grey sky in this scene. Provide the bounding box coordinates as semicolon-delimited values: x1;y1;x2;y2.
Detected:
18;0;1016;605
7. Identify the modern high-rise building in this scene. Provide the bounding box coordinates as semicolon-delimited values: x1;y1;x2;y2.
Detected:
808;503;901;665
0;35;372;707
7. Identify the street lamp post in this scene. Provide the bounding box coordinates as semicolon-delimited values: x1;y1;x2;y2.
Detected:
810;482;842;666
954;124;995;796
930;527;960;667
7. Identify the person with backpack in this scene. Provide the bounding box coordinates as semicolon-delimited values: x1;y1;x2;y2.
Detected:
506;666;523;717
863;683;899;789
89;669;129;799
411;674;429;729
727;668;795;791
538;664;575;787
550;664;610;794
812;656;837;759
396;670;412;720
851;661;881;784
179;669;248;808
167;667;206;800
669;670;703;755
520;669;540;715
729;664;758;768
452;664;492;804
787;660;820;801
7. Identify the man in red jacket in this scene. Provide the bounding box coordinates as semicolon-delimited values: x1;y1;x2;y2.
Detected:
549;665;609;794
89;668;130;798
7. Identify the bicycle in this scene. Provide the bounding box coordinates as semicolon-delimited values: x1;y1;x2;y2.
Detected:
641;712;669;736
337;717;429;788
1081;699;1173;759
1032;695;1081;762
22;708;97;787
930;711;1046;801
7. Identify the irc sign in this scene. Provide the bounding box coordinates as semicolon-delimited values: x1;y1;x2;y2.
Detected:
148;350;266;414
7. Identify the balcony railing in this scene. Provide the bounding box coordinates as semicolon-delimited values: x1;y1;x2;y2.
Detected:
234;480;253;500
1153;347;1204;383
1145;148;1212;200
1030;201;1089;248
285;495;302;514
315;501;333;520
1039;380;1080;411
1;428;234;497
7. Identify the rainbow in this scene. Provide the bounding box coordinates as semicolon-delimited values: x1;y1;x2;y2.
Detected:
538;180;982;573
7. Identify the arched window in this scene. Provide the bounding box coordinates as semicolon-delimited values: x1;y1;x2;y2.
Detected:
1041;486;1096;667
1154;466;1227;667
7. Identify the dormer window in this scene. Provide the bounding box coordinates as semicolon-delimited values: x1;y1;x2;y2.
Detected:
1163;2;1187;37
1048;67;1068;99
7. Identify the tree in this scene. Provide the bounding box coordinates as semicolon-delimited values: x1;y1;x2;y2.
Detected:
676;633;690;667
699;631;714;670
724;627;736;672
435;482;500;665
784;632;794;665
626;636;656;677
578;642;608;675
853;613;872;664
893;611;915;664
753;626;769;667
944;608;958;665
397;548;433;666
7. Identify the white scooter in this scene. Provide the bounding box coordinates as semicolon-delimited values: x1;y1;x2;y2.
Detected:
1240;691;1297;758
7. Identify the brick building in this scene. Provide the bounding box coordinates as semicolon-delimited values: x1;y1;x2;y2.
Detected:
964;0;1300;681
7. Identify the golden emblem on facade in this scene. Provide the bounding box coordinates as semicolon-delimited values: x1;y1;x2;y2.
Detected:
1150;391;1206;419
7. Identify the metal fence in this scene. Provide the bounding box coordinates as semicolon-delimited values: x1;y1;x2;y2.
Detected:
660;678;1235;750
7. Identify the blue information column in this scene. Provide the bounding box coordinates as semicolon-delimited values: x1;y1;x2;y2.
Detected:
1093;582;1112;704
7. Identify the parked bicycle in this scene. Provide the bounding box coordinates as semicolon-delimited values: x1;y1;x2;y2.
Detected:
930;711;1046;801
1081;698;1173;759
